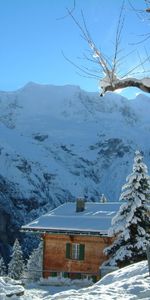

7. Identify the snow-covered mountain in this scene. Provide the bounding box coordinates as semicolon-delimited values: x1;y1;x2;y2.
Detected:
0;82;150;258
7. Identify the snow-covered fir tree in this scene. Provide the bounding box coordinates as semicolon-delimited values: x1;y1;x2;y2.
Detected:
104;150;150;267
26;240;43;281
0;256;7;276
8;239;24;280
100;194;107;203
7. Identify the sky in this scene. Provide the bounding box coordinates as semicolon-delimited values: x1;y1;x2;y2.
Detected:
0;0;150;99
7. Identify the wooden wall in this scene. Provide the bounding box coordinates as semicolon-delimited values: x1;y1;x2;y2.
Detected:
42;233;113;278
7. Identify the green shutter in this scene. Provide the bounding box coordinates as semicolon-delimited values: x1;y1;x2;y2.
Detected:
66;243;71;259
51;272;57;277
63;272;69;278
79;244;85;260
92;275;97;283
76;273;81;279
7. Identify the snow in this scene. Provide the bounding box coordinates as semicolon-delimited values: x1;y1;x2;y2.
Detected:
22;202;121;235
1;260;149;299
100;73;118;89
100;75;150;92
0;277;24;298
0;83;150;208
104;151;150;267
141;77;150;87
8;239;24;280
1;82;150;258
39;276;93;287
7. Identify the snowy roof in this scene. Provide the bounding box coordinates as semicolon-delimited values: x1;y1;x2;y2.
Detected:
21;202;121;236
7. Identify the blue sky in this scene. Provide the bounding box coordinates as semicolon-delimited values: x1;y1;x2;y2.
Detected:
0;0;149;98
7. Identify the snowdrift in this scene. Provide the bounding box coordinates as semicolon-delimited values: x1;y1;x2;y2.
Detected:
50;260;150;300
0;261;149;299
0;277;24;298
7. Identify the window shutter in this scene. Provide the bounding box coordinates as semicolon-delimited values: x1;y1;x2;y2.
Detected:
66;243;71;259
79;244;85;260
51;272;57;277
92;275;97;283
76;273;81;279
63;272;69;278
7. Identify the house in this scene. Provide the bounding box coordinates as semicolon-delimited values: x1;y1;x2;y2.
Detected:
21;199;121;282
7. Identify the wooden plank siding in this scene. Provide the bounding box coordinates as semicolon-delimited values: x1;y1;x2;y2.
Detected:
42;233;113;279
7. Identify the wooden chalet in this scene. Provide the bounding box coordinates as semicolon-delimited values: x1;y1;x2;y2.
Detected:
22;199;121;282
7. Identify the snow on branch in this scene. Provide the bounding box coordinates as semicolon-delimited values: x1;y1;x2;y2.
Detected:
100;76;150;95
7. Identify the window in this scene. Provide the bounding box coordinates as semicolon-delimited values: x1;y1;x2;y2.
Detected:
66;243;85;260
72;243;80;260
50;272;57;277
70;272;81;280
92;275;97;283
81;274;91;280
62;272;69;278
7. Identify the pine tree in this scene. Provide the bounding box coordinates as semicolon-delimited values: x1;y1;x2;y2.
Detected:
0;256;7;276
100;194;107;203
8;239;24;280
104;150;150;267
26;241;43;281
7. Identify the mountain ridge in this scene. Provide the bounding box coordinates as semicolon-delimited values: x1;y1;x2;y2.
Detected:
0;82;150;257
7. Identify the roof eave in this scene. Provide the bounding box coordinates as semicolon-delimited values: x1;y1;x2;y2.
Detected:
20;227;110;237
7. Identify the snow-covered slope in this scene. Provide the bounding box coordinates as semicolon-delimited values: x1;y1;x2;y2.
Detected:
0;82;150;257
1;260;148;299
0;277;24;298
49;260;150;300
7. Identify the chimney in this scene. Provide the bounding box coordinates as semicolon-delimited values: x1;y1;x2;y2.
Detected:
76;197;85;212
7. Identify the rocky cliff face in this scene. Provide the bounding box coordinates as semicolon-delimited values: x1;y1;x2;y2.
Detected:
0;82;150;257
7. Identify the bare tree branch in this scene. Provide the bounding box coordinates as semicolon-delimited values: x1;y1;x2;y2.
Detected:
128;0;150;45
56;0;76;20
66;6;111;77
102;78;150;94
61;0;150;96
61;51;100;79
112;0;125;76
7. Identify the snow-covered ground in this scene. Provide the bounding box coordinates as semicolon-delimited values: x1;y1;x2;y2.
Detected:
0;277;24;298
2;260;150;299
